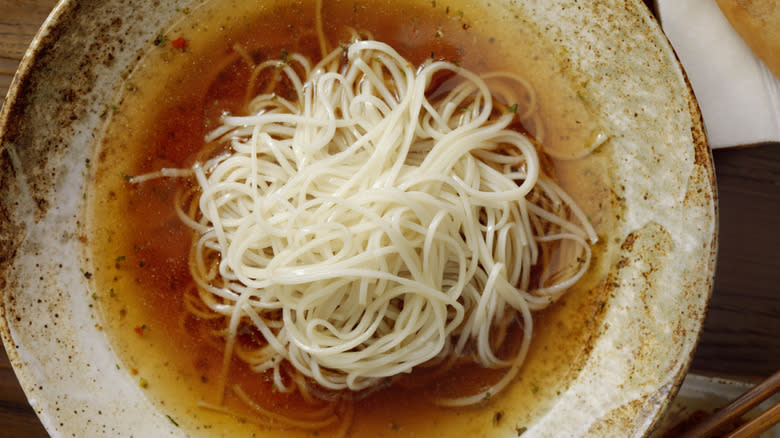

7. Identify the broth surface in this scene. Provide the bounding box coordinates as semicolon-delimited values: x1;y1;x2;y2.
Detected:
87;0;617;436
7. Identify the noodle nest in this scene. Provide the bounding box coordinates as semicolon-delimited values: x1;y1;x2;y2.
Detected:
141;36;596;407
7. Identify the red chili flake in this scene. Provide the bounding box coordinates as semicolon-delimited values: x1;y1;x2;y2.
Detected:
134;324;148;335
131;368;139;375
171;37;187;50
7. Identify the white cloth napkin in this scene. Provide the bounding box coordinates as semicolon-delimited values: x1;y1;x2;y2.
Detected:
656;0;780;148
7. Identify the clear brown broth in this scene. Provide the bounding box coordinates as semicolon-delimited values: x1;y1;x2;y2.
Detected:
87;0;614;436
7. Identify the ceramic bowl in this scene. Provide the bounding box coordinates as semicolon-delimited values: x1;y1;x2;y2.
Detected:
0;0;717;436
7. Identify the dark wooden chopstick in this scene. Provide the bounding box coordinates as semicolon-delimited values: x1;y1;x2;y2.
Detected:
680;370;780;438
726;400;780;438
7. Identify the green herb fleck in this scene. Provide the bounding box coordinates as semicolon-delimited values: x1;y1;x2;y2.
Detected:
531;382;540;394
153;34;168;46
508;103;518;113
457;9;464;17
166;415;179;427
91;292;98;300
116;255;126;263
139;377;148;388
120;171;132;181
115;364;120;370
516;426;527;436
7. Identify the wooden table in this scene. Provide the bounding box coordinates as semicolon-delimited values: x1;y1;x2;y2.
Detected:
1;1;778;436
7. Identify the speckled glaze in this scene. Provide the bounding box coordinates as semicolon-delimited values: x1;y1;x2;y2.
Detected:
0;0;716;437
